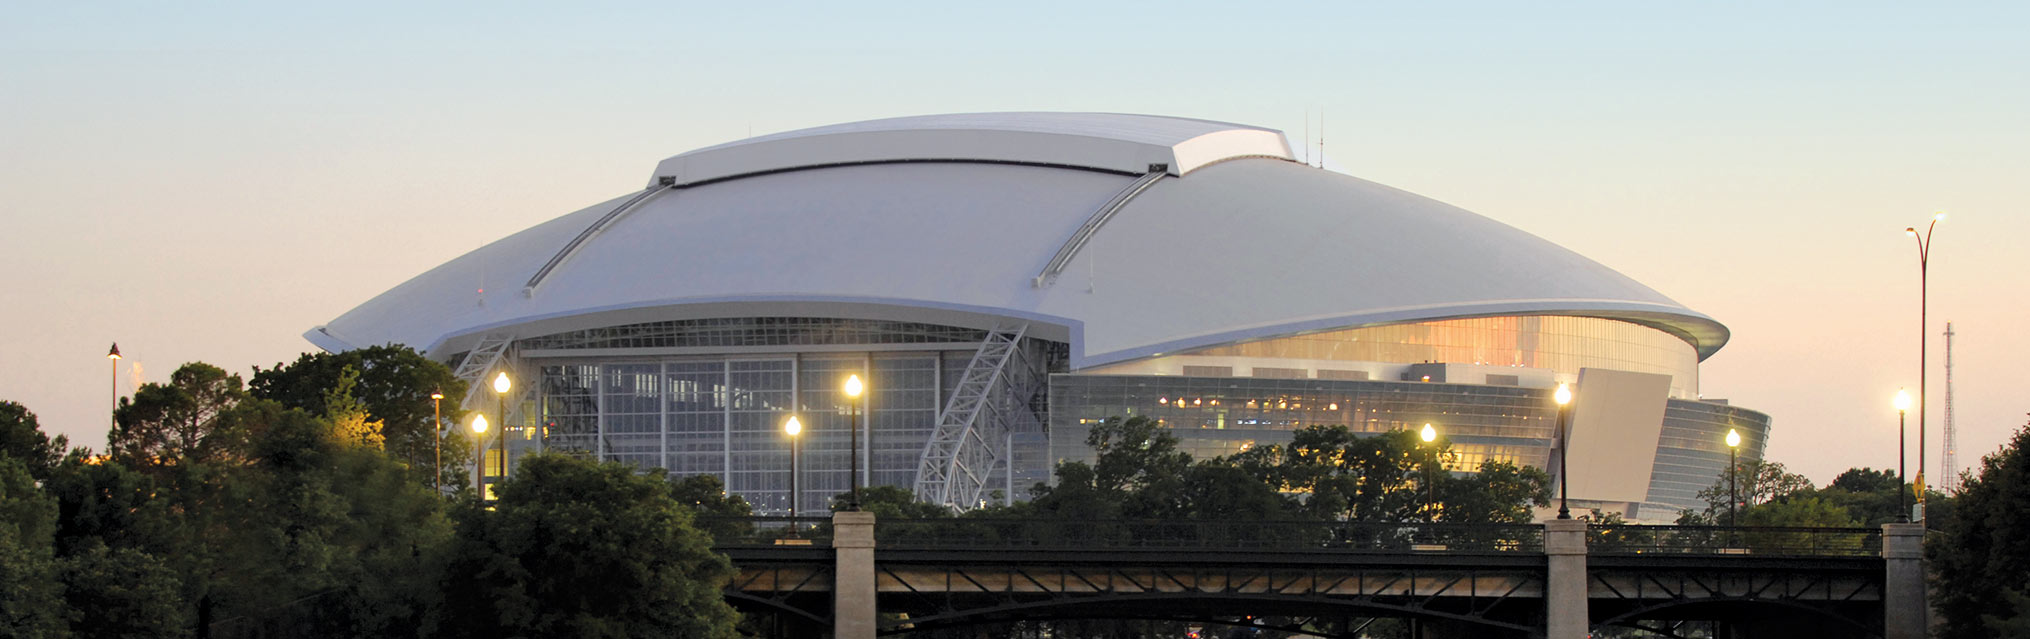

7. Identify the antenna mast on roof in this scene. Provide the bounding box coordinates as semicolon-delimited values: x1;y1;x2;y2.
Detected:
1943;322;1959;493
1303;109;1310;166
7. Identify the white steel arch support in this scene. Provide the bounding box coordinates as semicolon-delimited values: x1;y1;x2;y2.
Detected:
915;323;1028;510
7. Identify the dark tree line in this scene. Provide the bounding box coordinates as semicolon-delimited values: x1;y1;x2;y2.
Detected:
0;347;740;639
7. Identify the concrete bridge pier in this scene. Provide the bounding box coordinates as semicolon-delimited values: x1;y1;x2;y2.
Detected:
834;511;877;639
1881;522;1926;639
1543;519;1589;639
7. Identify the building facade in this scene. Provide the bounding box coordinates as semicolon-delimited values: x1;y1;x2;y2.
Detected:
309;113;1766;520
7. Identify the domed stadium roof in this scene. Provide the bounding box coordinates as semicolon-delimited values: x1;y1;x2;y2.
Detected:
308;112;1728;366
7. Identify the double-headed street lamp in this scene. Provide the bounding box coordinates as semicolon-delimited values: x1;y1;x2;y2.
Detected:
1554;383;1574;519
1895;389;1912;523
1906;211;1943;521
1726;428;1742;527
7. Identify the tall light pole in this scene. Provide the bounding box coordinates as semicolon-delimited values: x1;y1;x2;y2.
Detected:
1726;429;1742;527
844;374;864;511
1420;423;1439;521
784;415;803;520
106;343;121;429
430;390;444;491
1554;383;1573;520
1895;389;1912;523
490;371;511;501
470;413;489;494
1906;211;1943;522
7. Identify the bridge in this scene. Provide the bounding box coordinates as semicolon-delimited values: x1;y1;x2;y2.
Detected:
704;514;1926;639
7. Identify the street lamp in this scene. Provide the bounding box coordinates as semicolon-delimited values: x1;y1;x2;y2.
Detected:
431;390;444;491
1895;389;1912;523
784;415;803;520
1554;383;1573;519
106;343;121;430
1906;211;1943;522
490;371;511;501
844;374;864;511
470;413;489;494
1726;428;1742;527
1420;423;1439;521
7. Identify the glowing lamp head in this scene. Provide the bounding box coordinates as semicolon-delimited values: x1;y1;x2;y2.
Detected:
492;371;512;394
107;343;121;360
784;416;802;436
1420;423;1437;443
1726;428;1742;448
1554;383;1573;406
844;374;863;398
430;390;444;401
1905;227;1918;237
1934;211;1946;222
471;414;489;434
1894;388;1912;412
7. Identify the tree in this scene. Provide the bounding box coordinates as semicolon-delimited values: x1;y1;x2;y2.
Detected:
108;362;255;472
439;454;739;638
250;345;470;486
1232;426;1458;523
1441;459;1552;524
1930;418;2030;639
1694;458;1814;520
59;542;189;639
0;458;66;638
0;401;66;481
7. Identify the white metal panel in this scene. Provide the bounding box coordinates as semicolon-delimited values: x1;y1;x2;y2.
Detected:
1564;368;1673;504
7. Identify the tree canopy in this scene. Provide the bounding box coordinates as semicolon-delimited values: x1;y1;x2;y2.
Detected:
1930;417;2030;638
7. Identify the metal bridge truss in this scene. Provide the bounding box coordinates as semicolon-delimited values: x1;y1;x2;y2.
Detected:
869;560;1545;636
914;323;1040;511
1586;562;1883;637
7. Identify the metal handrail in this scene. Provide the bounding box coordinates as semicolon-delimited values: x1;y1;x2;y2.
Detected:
1586;523;1882;557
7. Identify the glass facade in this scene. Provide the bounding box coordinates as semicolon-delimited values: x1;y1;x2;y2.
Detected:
520;319;1058;515
496;314;1753;519
1049;374;1557;474
1645;400;1773;513
1182;316;1701;398
1048;374;1767;516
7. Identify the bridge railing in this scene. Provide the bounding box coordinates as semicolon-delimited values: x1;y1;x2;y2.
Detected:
869;518;1544;553
1587;524;1881;557
697;516;837;548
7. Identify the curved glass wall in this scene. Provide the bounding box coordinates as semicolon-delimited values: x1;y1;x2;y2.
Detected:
1183;316;1700;398
1645;400;1773;513
1050;374;1559;473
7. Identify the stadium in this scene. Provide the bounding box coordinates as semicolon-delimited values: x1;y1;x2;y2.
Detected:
308;112;1769;521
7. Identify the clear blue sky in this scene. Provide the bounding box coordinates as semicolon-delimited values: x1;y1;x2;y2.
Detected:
3;2;2025;484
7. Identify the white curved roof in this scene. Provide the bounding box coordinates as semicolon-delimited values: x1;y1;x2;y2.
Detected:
309;113;1728;366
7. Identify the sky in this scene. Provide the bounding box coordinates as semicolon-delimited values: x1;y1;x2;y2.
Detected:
2;2;2025;485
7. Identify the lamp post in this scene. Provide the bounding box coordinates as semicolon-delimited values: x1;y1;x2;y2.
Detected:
844;374;864;511
430;390;444;491
470;413;488;494
106;343;121;429
1906;211;1943;521
1554;383;1573;519
1726;429;1742;527
784;416;803;520
1895;389;1912;523
490;371;511;501
1420;423;1439;521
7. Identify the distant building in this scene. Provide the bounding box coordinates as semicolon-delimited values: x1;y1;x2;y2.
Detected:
309;113;1766;521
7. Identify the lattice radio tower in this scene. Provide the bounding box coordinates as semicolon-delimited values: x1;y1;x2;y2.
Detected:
1943;322;1960;493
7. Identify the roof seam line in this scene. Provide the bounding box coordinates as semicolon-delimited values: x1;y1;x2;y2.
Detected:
1034;168;1167;288
524;186;671;297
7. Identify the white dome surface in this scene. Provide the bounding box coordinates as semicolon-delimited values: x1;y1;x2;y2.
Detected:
309;113;1727;366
